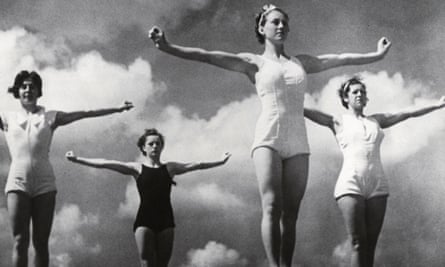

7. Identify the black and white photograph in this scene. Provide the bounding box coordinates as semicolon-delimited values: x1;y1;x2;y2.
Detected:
0;1;445;266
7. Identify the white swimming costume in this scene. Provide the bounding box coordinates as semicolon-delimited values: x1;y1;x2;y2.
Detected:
252;55;309;159
334;114;389;200
1;107;58;197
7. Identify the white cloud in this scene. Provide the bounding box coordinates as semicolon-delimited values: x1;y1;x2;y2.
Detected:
175;183;245;209
331;239;350;267
117;179;138;218
50;204;101;266
182;241;248;267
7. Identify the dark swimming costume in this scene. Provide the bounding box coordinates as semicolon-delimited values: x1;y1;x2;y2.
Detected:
133;165;175;233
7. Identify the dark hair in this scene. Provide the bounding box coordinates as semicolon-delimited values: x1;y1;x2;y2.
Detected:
338;76;366;109
8;70;43;98
137;128;165;155
255;4;289;44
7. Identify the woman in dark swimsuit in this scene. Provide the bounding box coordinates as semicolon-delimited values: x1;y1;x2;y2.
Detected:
65;128;231;267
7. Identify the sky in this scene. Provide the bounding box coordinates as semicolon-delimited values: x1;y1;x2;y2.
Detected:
0;0;445;266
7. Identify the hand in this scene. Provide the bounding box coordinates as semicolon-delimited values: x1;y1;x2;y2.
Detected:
377;37;391;56
119;101;134;112
65;151;76;161
221;152;232;164
148;26;167;48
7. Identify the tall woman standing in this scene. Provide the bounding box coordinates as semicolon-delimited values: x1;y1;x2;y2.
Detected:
2;70;133;267
148;4;391;266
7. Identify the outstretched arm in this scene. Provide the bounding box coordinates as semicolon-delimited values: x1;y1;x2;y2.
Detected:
304;108;337;133
167;152;231;176
148;27;257;77
298;37;391;73
54;101;133;128
372;96;445;128
65;151;140;177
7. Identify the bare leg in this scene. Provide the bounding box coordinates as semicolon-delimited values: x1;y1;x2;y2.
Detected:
31;191;56;267
156;228;174;267
280;154;309;267
337;195;368;267
135;227;157;267
7;191;31;267
253;147;282;267
365;196;387;266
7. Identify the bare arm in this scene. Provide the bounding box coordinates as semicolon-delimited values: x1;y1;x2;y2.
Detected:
65;151;140;177
167;152;231;176
304;108;337;133
298;37;391;73
54;101;133;128
148;27;258;77
372;96;445;128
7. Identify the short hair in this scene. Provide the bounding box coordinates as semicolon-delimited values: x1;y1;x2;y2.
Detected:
137;128;165;155
338;76;366;109
8;70;43;98
254;4;289;44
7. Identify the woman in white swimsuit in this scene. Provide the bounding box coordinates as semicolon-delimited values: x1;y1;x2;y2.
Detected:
2;70;133;267
304;77;445;267
148;4;391;266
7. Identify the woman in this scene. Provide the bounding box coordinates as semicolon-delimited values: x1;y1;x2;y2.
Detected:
304;77;445;266
65;128;231;267
148;4;391;266
2;70;133;267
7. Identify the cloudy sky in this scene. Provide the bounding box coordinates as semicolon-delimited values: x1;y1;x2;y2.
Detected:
1;0;445;266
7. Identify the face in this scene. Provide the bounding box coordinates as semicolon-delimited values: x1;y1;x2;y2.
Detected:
19;79;39;105
260;10;289;43
345;83;368;109
143;135;164;157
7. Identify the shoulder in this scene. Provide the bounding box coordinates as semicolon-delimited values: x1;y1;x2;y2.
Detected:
368;113;387;127
131;162;144;179
237;52;263;66
164;162;177;177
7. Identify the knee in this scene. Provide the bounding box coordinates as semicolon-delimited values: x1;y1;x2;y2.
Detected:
13;234;30;252
282;202;301;221
261;197;282;220
32;236;49;253
349;234;367;252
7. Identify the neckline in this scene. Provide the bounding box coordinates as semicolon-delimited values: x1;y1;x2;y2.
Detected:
260;54;293;64
142;163;164;169
20;105;44;116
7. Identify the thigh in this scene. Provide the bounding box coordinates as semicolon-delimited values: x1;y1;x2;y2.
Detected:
134;227;156;259
252;147;283;202
337;195;366;237
365;197;387;241
31;191;56;242
156;228;174;265
282;154;309;207
7;191;32;236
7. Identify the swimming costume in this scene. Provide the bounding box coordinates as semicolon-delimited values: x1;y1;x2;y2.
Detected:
133;164;175;233
1;107;58;197
334;114;389;200
252;55;310;159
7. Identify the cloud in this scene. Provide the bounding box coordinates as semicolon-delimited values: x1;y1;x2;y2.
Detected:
50;204;101;265
0;0;215;45
182;241;248;267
